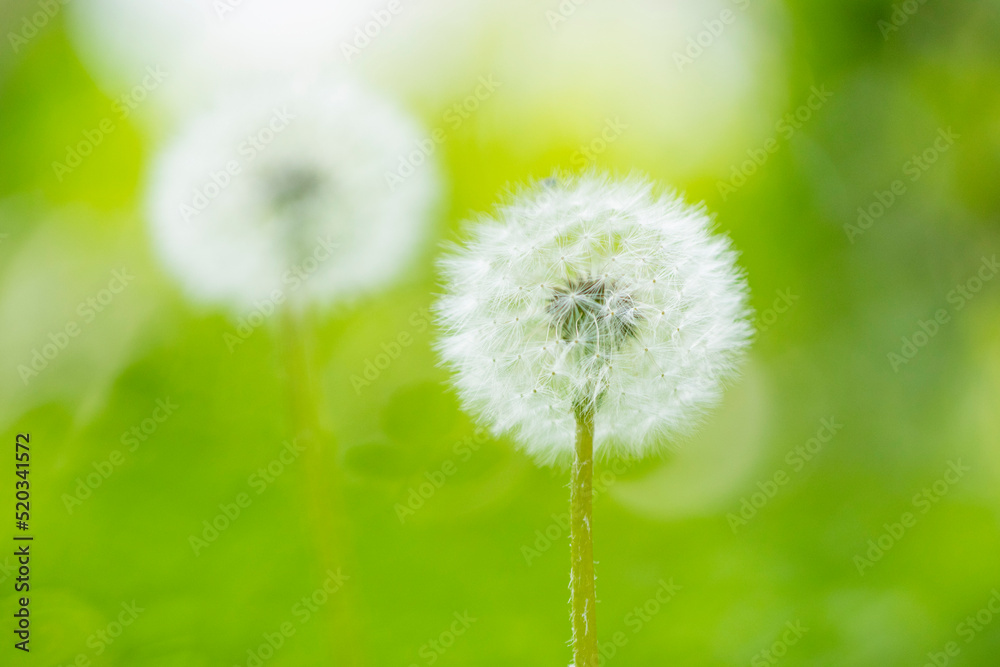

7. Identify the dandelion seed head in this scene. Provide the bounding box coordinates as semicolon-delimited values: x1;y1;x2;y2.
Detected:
436;172;753;462
146;79;439;311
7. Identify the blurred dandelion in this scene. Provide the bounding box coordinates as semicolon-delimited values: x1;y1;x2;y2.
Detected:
435;172;752;666
146;77;440;666
147;78;438;311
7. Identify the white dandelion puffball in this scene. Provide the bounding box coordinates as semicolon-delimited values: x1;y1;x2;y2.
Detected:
147;79;439;310
436;173;753;461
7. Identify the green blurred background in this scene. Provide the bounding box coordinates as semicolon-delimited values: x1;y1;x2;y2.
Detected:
2;0;999;665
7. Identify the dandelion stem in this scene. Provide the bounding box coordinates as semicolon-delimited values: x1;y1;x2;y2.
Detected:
571;404;599;667
281;309;368;666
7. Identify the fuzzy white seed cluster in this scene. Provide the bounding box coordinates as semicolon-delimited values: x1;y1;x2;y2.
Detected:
436;173;753;461
146;79;439;311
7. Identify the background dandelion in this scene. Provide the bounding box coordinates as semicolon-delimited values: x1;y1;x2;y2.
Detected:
146;78;439;311
3;0;1000;665
144;75;441;667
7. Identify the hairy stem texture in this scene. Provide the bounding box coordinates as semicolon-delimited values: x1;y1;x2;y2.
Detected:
571;405;599;667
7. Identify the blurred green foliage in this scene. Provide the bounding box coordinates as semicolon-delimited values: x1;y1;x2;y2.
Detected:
1;1;999;665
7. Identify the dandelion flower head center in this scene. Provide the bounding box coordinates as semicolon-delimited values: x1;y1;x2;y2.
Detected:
260;163;329;261
548;277;640;357
266;164;325;215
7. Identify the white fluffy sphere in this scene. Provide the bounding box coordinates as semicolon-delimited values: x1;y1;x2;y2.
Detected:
146;79;440;311
436;173;752;461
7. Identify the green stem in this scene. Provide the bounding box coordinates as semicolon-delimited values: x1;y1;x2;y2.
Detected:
281;309;368;666
571;405;599;667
